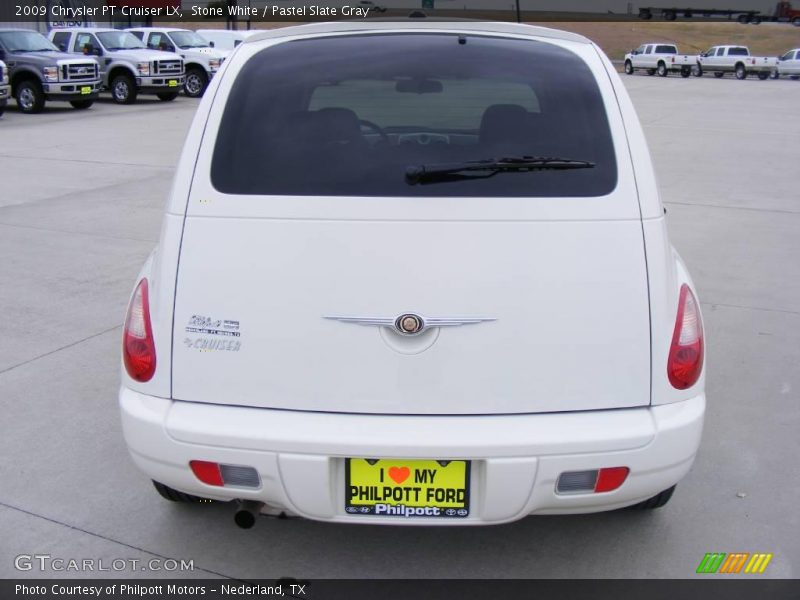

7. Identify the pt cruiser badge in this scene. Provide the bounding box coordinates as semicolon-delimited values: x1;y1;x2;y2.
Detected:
323;313;496;336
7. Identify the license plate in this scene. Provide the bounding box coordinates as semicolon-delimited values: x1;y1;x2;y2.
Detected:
168;80;178;87
345;458;470;518
80;86;91;95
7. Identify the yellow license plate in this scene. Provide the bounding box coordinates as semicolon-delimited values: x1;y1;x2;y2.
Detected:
168;80;178;87
80;86;91;95
346;458;470;518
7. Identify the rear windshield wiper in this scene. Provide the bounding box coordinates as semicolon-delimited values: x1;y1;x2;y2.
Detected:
405;156;595;185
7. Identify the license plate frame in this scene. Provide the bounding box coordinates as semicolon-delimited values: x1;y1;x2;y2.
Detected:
345;458;470;518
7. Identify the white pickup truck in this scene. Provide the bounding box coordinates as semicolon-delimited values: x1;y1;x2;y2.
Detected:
624;43;698;78
127;27;226;98
696;46;778;80
774;48;800;79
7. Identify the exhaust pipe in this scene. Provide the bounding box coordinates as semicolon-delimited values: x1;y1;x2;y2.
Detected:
234;500;264;529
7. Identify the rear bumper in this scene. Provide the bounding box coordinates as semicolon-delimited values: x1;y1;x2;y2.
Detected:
120;388;705;525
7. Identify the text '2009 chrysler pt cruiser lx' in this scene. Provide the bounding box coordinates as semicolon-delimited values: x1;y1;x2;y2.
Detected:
120;20;705;526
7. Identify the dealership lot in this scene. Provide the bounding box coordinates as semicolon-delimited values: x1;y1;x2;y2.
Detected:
0;75;798;578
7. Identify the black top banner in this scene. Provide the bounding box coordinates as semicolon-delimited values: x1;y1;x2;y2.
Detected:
3;579;800;600
0;0;784;24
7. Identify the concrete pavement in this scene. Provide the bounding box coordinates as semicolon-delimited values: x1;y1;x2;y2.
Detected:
0;76;798;579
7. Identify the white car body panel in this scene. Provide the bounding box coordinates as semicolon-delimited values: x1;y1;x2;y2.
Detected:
777;48;800;75
121;387;704;523
119;21;706;523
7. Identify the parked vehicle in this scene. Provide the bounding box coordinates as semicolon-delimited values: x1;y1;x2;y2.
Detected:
638;5;760;21
49;28;185;104
624;43;698;77
195;29;259;52
774;48;800;78
696;46;778;79
119;21;706;526
638;2;800;24
127;27;226;98
0;60;9;117
0;29;100;114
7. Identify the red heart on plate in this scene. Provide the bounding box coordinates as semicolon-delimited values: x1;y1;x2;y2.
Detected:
388;466;410;485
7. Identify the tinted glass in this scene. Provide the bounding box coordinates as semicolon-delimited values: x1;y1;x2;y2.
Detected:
656;45;677;54
729;47;748;56
212;34;617;198
73;32;99;53
51;32;70;50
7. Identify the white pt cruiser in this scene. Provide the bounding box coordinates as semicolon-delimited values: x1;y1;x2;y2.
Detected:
120;20;706;527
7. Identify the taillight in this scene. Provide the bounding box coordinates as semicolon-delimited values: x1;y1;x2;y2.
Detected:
667;284;704;389
123;278;156;382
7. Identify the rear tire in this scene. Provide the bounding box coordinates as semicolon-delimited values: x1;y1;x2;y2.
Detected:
152;481;213;503
111;73;137;104
633;485;676;509
70;99;94;110
157;92;179;102
757;71;769;80
657;62;668;77
624;60;634;75
680;66;691;78
15;80;45;114
735;64;747;80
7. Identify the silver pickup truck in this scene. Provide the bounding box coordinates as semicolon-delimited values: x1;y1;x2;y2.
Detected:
50;28;185;104
696;46;778;80
0;60;9;117
0;29;101;114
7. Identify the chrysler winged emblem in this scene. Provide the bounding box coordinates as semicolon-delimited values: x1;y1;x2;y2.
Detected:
323;313;496;336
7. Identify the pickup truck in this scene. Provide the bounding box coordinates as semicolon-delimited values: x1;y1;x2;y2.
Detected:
49;28;185;104
0;60;9;117
624;43;699;77
0;29;101;114
127;27;226;98
696;46;778;80
774;48;800;79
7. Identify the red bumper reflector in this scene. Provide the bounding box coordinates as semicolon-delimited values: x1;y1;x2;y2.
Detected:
190;460;224;486
595;467;630;493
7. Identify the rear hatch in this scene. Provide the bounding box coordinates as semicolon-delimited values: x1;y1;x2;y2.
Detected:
170;31;651;415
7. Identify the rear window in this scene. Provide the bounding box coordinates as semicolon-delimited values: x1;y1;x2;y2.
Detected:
655;45;677;54
729;47;749;56
211;34;617;197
